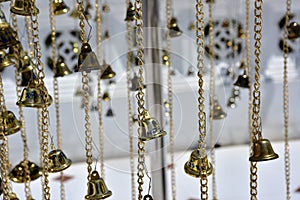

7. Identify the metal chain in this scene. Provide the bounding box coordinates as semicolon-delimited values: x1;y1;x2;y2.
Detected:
135;0;146;199
195;0;209;199
78;2;87;43
283;0;291;199
25;16;34;58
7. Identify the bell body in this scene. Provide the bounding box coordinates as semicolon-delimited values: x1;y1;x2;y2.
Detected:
20;70;37;87
76;42;102;73
53;0;70;15
234;72;249;88
9;160;42;183
85;170;112;199
0;110;21;137
0;50;14;71
48;149;72;173
184;150;213;178
287;21;300;40
18;52;34;72
105;108;114;117
249;139;279;162
168;17;182;38
100;63;116;79
54;57;72;77
213;100;227;120
124;2;135;21
102;91;110;102
11;0;39;16
0;10;19;49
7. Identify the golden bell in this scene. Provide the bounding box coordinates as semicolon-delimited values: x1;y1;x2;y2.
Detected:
234;69;250;88
102;91;110;102
0;110;21;138
69;6;79;18
213;98;227;120
85;170;112;199
0;50;14;71
48;149;72;173
10;0;39;16
168;17;182;38
17;79;53;108
0;9;19;49
106;107;114;117
54;57;72;77
53;0;70;15
20;70;37;87
184;150;213;178
100;61;116;79
249;139;279;162
9;160;42;183
76;42;102;73
8;192;19;200
162;50;170;66
287;21;300;40
102;3;110;13
139;110;167;141
18;51;34;73
124;2;136;21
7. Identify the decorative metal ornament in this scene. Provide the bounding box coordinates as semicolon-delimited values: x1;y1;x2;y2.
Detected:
0;9;19;49
124;2;136;21
85;170;112;199
130;73;146;91
8;192;19;200
9;160;42;183
212;98;227;120
168;17;182;37
188;21;195;31
102;2;110;13
54;56;72;77
104;30;110;40
102;91;110;102
18;51;34;73
53;0;70;15
0;50;14;71
100;60;116;79
0;110;21;137
105;107;114;117
17;79;53;108
184;150;213;178
139;110;167;141
287;21;300;40
10;0;39;16
76;42;102;73
20;70;37;87
234;69;250;88
249;139;279;162
48;149;72;173
162;50;170;66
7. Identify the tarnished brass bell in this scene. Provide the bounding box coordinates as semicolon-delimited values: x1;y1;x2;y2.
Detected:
124;2;135;21
213;98;227;120
102;91;110;102
139;110;167;141
20;70;37;87
234;69;250;88
168;17;182;38
106;107;114;117
18;51;34;73
249;139;279;162
8;192;19;200
0;50;14;71
100;61;116;79
76;42;102;73
9;160;42;183
54;57;72;77
85;170;112;199
48;149;72;173
0;110;21;138
10;0;39;16
17;79;53;108
287;21;300;40
0;9;19;49
184;150;213;178
53;0;70;15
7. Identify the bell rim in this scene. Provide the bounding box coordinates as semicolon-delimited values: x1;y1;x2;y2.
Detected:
16;94;53;108
54;8;70;16
213;112;227;120
184;161;213;178
49;159;72;173
85;190;112;199
100;71;116;80
249;153;279;162
10;7;40;16
54;69;72;78
139;130;167;141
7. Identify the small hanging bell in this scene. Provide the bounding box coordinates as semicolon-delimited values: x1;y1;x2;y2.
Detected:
124;2;136;21
162;50;170;66
287;21;300;40
85;170;112;199
9;160;42;183
18;51;34;73
48;149;72;173
76;42;102;73
69;6;80;18
0;9;19;49
0;110;21;138
103;30;110;40
187;66;195;76
100;60;116;79
8;192;19;200
10;0;39;16
53;0;70;15
20;69;37;87
234;69;250;88
17;79;53;108
139;110;167;141
0;50;14;71
212;98;227;120
102;2;110;13
168;17;182;38
54;57;72;77
249;139;279;162
106;107;114;117
184;150;213;178
102;91;110;102
188;21;195;31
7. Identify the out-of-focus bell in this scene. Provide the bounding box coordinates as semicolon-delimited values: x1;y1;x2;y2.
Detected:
227;97;236;109
184;150;213;178
168;17;182;38
9;160;42;183
188;21;195;31
104;30;110;40
212;98;227;120
8;192;19;200
249;139;279;162
106;107;114;117
234;69;250;88
102;91;110;102
0;9;19;49
17;79;53;108
102;2;110;13
18;51;34;73
85;170;112;199
20;70;37;87
0;110;21;138
10;0;39;16
124;2;135;21
162;50;170;66
287;21;300;40
48;149;72;173
76;42;102;73
187;66;195;76
54;57;72;77
8;45;22;61
130;73;146;91
100;61;116;79
139;110;167;141
0;50;14;71
69;6;79;18
53;0;70;15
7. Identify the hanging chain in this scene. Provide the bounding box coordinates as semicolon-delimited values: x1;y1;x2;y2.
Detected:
283;0;291;199
25;16;34;58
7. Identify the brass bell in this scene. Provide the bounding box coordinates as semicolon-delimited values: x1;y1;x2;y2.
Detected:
106;107;114;117
18;51;34;73
54;57;72;77
10;0;39;16
20;69;37;87
168;17;182;38
124;2;136;21
102;2;110;13
102;91;110;102
139;110;167;141
8;192;19;200
249;139;279;162
9;160;42;183
162;50;170;66
184;150;213;178
76;42;102;73
0;110;21;138
17;79;53;108
212;98;227;120
48;149;72;173
0;9;19;49
287;21;300;40
53;0;70;15
100;60;116;79
69;6;79;18
234;69;250;88
85;170;112;199
0;50;14;71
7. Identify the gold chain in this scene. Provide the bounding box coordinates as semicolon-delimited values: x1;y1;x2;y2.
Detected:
283;0;291;199
135;0;146;199
195;0;209;199
25;16;34;58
